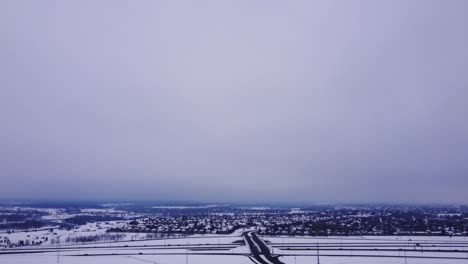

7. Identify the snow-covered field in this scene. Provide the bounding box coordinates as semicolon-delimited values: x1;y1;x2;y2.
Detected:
0;254;254;264
265;235;468;264
280;255;468;264
0;231;248;264
1;221;130;246
2;231;468;264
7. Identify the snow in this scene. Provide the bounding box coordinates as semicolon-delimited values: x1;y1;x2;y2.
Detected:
152;205;218;209
239;207;271;210
2;227;468;264
267;235;468;264
281;255;468;264
80;208;125;214
0;254;254;264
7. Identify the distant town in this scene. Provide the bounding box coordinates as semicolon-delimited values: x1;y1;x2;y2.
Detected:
2;202;468;264
1;202;467;248
109;204;468;237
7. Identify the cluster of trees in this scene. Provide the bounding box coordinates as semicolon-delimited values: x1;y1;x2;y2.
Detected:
64;215;124;225
50;233;126;244
0;219;45;230
9;236;48;247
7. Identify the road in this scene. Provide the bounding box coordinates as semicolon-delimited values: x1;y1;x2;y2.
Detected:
244;231;284;264
3;231;468;263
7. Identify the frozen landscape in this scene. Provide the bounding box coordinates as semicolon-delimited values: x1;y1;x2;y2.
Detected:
1;202;468;263
2;226;468;264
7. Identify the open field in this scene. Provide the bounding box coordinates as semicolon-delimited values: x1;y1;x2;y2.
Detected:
2;231;468;264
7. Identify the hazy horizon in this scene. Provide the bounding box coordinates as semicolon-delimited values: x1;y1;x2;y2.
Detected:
2;198;467;207
1;1;468;203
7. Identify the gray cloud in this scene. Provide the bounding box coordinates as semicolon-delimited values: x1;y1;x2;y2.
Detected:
1;0;468;203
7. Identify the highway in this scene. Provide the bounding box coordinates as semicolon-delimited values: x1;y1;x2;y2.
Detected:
244;231;284;264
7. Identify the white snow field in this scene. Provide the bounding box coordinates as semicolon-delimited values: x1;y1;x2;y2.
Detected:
265;235;468;264
1;232;468;264
0;254;254;264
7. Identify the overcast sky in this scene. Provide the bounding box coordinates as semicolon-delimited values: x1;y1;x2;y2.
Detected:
1;1;468;203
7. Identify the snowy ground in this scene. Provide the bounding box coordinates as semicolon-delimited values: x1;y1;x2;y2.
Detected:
0;232;248;264
0;254;254;264
1;221;130;246
280;255;468;264
2;231;468;263
265;235;468;264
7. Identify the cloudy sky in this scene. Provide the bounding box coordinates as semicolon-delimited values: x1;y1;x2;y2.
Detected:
1;1;467;203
